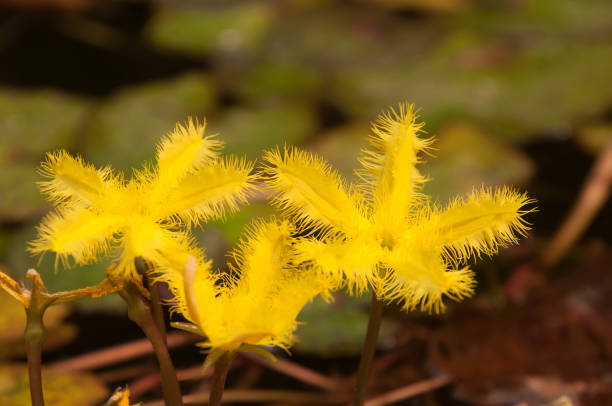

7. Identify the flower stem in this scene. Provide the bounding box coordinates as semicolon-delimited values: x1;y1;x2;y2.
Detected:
135;257;167;342
209;352;234;406
148;280;167;341
119;283;183;406
24;273;48;406
25;306;45;406
353;293;384;406
1;269;122;406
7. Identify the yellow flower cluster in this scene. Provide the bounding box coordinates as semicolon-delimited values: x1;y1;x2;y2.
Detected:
30;119;255;278
31;103;533;354
264;104;533;313
161;220;331;352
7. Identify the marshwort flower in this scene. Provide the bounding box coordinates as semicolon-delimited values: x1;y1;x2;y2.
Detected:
264;103;533;313
30;118;256;279
164;219;332;356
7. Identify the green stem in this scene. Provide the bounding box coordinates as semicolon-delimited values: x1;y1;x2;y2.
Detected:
24;276;48;406
209;352;234;406
25;307;45;406
11;269;122;406
120;283;183;406
353;293;384;406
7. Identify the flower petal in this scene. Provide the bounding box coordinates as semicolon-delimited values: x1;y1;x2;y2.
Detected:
160;156;256;223
264;147;367;234
155;117;222;188
293;235;381;294
29;207;121;267
38;150;115;207
383;245;475;314
230;219;294;298
358;103;432;230
430;186;534;262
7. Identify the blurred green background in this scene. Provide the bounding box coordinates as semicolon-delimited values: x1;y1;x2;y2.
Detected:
0;0;611;358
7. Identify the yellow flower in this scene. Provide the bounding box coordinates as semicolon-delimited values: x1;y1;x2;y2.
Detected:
163;219;332;353
264;103;534;313
104;387;137;406
30;118;257;278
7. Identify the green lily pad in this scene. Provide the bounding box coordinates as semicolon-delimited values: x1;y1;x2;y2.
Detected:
423;122;535;203
147;3;272;55
83;73;216;173
307;123;370;181
0;364;107;406
295;292;396;357
310;0;612;141
0;88;90;222
0;161;48;223
332;40;612;141
211;201;275;246
235;62;323;102
0;88;90;158
208;104;317;160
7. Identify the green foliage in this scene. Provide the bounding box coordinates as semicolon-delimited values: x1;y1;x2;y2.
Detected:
148;3;271;54
83;74;216;172
0;364;107;406
209;104;316;160
295;293;396;357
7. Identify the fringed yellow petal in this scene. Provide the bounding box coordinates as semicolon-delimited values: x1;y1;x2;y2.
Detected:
166;219;331;352
264;147;366;234
38;150;114;206
162;157;256;223
29;208;121;267
431;186;534;262
202;219;302;350
359;104;432;229
230;219;293;298
156;117;222;186
382;245;475;314
293;236;381;295
205;267;324;352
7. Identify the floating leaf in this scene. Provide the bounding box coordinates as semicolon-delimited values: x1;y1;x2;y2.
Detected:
147;3;272;55
314;0;612;140
0;88;89;222
83;73;216;173
211;201;274;245
423;122;535;203
208;104;316;160
295;293;396;357
308;123;370;180
0;364;107;406
235;62;323;102
0;88;89;158
0;161;48;222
